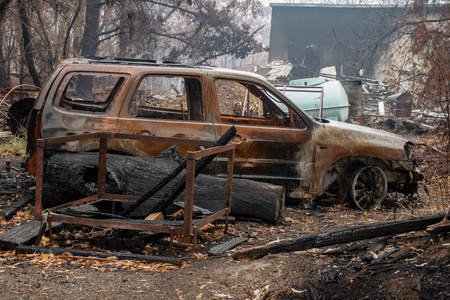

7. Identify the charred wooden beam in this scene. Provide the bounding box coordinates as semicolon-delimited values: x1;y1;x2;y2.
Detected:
14;245;183;266
232;213;446;260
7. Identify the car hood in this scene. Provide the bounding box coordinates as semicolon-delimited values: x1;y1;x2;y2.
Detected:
312;119;411;161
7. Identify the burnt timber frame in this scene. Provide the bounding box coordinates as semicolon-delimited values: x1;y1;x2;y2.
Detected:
34;132;235;249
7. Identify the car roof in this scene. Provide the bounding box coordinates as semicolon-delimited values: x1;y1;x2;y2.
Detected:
57;56;268;82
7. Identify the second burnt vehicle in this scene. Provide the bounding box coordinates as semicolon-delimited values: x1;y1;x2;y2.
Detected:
25;57;421;210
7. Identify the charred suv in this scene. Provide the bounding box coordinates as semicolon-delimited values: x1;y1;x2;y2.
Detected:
26;57;422;210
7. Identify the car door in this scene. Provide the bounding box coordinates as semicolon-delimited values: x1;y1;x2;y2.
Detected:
211;77;315;199
118;72;217;157
40;70;129;152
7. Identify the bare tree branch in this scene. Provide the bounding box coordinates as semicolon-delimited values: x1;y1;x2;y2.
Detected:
98;26;121;37
140;0;198;17
96;32;121;46
194;25;265;65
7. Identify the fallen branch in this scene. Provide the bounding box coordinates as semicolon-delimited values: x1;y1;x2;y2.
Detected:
232;213;445;260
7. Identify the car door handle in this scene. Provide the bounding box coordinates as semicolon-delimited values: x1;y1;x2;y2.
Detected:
232;135;244;144
138;130;152;136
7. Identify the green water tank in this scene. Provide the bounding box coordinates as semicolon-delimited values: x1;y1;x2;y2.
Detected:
276;78;350;121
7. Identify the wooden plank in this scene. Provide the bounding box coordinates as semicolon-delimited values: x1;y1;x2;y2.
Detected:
0;220;62;248
0;193;34;221
145;212;164;221
208;236;249;256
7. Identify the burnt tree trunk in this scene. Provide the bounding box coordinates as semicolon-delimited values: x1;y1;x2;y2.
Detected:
42;152;285;223
18;0;41;87
80;0;102;56
0;32;9;88
0;0;11;88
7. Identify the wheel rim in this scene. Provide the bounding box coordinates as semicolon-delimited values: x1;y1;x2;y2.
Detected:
350;166;387;210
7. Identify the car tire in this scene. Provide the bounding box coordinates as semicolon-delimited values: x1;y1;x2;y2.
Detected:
7;98;35;136
348;165;387;210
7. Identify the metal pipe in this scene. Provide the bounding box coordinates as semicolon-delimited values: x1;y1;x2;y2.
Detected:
319;87;324;118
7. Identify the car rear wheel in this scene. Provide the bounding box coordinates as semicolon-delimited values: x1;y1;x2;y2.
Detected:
7;98;35;136
348;165;387;210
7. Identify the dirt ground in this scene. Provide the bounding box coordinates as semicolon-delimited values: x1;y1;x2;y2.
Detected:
1;133;449;300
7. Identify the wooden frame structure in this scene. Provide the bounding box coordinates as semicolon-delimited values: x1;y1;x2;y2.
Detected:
34;132;235;250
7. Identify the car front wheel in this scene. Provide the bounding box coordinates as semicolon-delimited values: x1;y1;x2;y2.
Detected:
348;165;387;210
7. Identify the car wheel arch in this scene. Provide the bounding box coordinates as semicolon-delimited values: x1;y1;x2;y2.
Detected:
318;156;390;201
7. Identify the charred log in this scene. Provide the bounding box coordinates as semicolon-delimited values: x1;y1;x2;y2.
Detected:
232;213;445;260
122;126;237;216
42;152;285;223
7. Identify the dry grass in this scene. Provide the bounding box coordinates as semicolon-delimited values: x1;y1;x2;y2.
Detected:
0;135;26;157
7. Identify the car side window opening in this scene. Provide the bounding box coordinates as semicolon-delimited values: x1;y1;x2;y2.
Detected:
130;75;204;121
264;89;307;129
215;79;303;128
59;73;126;113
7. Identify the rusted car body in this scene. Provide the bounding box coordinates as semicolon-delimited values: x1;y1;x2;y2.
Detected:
27;57;421;209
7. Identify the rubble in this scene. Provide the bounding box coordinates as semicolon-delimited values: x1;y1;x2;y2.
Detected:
358;80;446;137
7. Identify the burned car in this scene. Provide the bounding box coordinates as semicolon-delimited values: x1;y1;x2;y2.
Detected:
26;57;421;210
